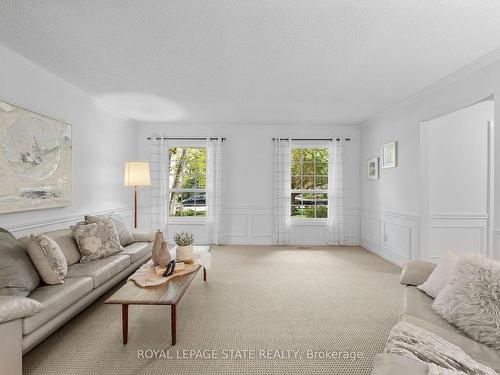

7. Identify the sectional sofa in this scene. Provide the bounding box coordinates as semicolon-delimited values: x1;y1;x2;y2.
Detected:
371;260;500;374
0;227;152;375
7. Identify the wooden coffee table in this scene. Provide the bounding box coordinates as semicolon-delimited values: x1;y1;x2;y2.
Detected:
105;246;211;346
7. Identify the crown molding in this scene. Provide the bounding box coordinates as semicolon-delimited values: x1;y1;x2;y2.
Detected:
362;47;500;126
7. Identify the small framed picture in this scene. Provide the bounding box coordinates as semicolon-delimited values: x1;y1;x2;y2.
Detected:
381;142;397;168
367;157;379;180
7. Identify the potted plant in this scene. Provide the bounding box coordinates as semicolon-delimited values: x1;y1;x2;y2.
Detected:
174;231;194;261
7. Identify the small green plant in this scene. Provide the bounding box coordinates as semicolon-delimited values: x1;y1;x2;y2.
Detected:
174;231;194;246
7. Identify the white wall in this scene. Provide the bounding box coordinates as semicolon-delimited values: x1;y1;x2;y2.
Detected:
422;101;493;261
137;124;360;245
427;103;491;216
0;45;138;237
360;59;500;265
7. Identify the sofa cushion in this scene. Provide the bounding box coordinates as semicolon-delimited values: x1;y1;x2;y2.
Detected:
66;255;130;288
71;219;123;263
402;315;500;373
121;242;152;263
400;260;436;286
402;287;464;334
27;234;67;285
20;229;81;266
371;353;428;375
0;296;44;324
23;277;93;335
0;228;40;297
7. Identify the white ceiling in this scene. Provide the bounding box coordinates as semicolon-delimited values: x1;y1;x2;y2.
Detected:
1;1;500;125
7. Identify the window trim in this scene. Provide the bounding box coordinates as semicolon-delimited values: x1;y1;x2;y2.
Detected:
291;217;328;225
290;145;329;222
167;145;207;221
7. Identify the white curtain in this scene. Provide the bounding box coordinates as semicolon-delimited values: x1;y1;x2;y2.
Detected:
150;138;170;233
206;138;223;245
273;139;291;245
328;139;347;245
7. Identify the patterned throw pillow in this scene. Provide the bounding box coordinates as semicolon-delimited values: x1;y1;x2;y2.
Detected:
71;219;123;263
84;215;135;247
27;234;67;285
432;255;500;350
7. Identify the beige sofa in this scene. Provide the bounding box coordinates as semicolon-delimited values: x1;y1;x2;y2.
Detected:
0;228;152;375
371;261;500;374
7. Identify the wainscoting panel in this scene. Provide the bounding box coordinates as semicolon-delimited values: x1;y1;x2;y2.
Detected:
495;229;500;259
223;206;273;245
4;206;134;238
426;215;488;261
142;204;361;246
251;214;273;237
361;208;419;266
360;212;380;249
164;222;208;245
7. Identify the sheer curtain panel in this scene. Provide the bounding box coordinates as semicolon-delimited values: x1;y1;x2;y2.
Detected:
149;138;169;234
273;139;291;245
328;139;347;245
206;138;223;245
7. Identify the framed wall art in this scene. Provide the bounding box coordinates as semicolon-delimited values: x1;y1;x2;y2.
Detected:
367;157;379;180
381;141;397;168
0;100;72;214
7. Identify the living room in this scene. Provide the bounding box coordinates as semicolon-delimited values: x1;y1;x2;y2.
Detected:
0;2;499;375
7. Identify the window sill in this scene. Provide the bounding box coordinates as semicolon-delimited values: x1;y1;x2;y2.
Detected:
291;219;328;226
167;217;206;225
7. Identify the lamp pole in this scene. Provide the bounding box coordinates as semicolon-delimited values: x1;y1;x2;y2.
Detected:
134;186;138;228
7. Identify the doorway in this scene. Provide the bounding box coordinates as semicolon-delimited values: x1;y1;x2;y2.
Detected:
420;99;494;261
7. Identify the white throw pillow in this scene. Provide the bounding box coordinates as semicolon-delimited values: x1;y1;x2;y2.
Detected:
432;255;500;350
27;234;67;285
417;253;458;298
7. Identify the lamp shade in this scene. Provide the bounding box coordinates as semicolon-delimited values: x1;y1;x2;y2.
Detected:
124;161;151;187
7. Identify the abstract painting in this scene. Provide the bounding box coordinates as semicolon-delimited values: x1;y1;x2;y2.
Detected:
0;101;71;213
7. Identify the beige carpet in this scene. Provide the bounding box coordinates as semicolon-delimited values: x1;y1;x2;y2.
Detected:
24;246;403;375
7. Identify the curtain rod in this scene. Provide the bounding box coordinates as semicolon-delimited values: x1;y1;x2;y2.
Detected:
272;137;351;142
147;137;226;141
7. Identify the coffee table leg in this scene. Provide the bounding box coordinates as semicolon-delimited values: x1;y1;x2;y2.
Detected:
122;304;129;345
203;267;207;281
171;304;176;345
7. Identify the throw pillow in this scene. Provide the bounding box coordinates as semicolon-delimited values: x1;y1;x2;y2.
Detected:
132;231;155;242
432;255;500;350
417;252;458;298
0;227;40;297
400;260;437;286
71;219;123;263
84;215;135;247
27;234;67;285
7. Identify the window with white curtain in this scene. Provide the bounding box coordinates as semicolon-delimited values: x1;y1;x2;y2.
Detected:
290;147;328;219
168;147;207;217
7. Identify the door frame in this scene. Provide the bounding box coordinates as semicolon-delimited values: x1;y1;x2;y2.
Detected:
419;117;494;260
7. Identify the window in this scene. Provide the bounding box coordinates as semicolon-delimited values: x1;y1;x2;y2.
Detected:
291;147;328;219
168;147;207;217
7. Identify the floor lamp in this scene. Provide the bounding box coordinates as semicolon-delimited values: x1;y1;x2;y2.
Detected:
124;161;151;228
